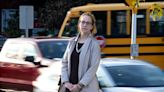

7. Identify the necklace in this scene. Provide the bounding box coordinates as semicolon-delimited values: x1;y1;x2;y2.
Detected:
76;42;82;53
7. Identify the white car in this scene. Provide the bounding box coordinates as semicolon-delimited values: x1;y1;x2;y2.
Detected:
33;60;62;92
0;38;69;66
0;37;69;91
33;58;164;92
97;58;164;92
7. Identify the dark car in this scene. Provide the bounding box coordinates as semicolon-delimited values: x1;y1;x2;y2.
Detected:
0;35;7;51
0;37;69;91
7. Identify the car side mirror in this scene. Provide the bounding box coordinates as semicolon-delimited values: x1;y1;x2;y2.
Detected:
24;56;42;67
25;56;35;62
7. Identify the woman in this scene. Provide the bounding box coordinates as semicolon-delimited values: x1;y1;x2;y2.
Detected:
61;12;101;92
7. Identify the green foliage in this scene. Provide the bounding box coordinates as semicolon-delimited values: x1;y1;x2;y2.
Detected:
32;0;126;35
37;0;104;32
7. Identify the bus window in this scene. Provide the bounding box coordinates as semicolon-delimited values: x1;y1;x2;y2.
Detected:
92;11;107;36
111;11;127;37
63;18;78;37
137;10;146;35
150;9;164;36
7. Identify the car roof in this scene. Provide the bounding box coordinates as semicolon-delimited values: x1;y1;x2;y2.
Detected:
100;58;156;67
5;37;70;43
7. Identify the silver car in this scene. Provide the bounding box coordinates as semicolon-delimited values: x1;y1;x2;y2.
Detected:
97;58;164;92
33;58;164;92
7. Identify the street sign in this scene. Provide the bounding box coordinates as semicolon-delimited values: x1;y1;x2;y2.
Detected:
130;44;139;56
19;6;34;37
95;36;106;48
19;6;34;29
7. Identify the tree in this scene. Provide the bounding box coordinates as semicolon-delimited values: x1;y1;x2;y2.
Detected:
36;0;129;34
37;0;101;33
38;0;68;30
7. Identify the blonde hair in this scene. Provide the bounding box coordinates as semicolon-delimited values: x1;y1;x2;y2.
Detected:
78;12;97;34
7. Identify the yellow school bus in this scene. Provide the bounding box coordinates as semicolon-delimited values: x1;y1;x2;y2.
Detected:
58;2;164;70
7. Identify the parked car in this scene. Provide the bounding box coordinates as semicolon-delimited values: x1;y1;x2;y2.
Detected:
0;61;39;91
33;61;62;92
0;37;69;91
97;58;164;92
0;35;7;51
0;37;69;66
33;58;164;92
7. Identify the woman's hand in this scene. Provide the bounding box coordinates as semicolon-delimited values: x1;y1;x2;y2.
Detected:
64;82;73;90
70;84;81;92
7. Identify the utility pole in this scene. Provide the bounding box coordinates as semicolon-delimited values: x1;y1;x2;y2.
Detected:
124;0;145;59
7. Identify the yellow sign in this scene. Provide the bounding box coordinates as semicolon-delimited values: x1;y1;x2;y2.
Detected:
125;0;145;7
125;0;145;13
149;3;163;21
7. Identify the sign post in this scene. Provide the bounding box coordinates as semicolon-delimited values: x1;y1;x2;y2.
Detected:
124;0;145;59
19;6;34;37
130;7;138;59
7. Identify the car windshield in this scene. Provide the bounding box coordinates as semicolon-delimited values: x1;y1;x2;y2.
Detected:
38;40;68;59
0;35;7;47
106;65;164;87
